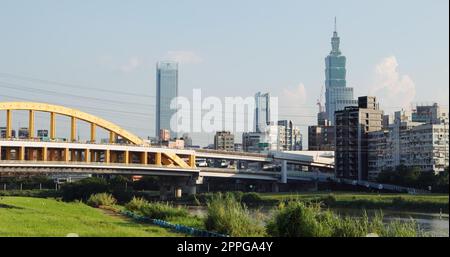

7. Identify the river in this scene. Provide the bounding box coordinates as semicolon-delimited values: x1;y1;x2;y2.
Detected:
186;206;449;237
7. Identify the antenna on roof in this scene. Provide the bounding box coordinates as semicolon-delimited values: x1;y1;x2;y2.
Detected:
334;16;337;32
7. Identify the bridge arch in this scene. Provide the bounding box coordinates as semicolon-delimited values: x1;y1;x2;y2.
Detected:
0;102;145;145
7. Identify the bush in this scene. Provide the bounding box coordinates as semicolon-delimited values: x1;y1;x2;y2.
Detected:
204;193;265;237
140;202;188;220
125;197;149;213
266;201;333;237
266;200;420;237
61;177;109;201
87;193;117;208
241;192;263;205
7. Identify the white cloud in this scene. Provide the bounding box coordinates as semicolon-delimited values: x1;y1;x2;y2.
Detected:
369;56;415;110
280;83;307;105
119;57;142;72
165;51;203;64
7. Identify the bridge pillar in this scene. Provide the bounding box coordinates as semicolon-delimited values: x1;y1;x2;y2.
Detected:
50;112;56;140
84;149;90;163
6;110;12;139
70;117;77;142
42;147;47;161
90;123;96;143
29;110;35;139
19;146;25;161
155;152;162;165
281;160;287;184
141;152;147;165
271;183;279;193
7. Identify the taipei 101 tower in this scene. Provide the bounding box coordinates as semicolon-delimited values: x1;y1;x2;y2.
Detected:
324;18;357;125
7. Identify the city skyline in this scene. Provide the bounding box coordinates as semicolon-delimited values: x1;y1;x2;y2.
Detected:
0;0;448;148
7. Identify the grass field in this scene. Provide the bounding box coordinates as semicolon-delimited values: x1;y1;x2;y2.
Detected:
0;197;184;237
258;192;449;213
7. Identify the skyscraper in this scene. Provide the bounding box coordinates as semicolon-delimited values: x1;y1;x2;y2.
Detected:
254;92;271;132
325;18;357;125
335;96;383;181
156;61;178;139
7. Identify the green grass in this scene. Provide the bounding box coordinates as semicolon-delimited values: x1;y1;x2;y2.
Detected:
0;197;184;237
259;192;449;213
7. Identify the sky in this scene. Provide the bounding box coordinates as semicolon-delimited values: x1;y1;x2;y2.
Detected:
0;0;448;147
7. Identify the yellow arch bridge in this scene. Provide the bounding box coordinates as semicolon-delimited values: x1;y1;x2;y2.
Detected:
0;102;196;169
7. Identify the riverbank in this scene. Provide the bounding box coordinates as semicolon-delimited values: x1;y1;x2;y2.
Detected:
181;191;449;213
261;192;449;213
0;197;184;236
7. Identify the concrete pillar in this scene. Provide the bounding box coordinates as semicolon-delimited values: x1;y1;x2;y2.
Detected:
272;183;280;193
42;147;47;161
84;149;90;163
64;148;70;162
19;147;25;161
50;112;56;140
70;117;77;142
175;187;182;198
155;152;161;165
124;151;129;164
159;185;169;201
281;160;287;184
90;123;96;143
141;152;147;165
29;110;35;139
109;131;116;143
6;110;12;139
105;150;110;163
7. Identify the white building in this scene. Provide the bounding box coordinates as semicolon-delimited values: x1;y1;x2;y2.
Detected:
368;109;449;180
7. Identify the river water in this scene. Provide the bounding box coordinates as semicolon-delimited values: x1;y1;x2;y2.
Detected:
186;206;449;237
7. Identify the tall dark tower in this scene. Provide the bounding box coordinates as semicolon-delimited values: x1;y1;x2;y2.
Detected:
325;18;357;125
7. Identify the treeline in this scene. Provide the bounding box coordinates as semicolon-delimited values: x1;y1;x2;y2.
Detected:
377;166;449;193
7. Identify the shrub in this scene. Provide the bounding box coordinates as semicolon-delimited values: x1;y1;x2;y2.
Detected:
125;197;149;214
266;200;420;237
140;202;188;220
204;193;265;237
266;201;333;237
87;193;117;208
241;192;263;205
61;177;109;201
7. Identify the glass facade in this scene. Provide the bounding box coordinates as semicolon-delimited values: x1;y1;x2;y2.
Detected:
254;92;271;132
156;61;178;139
325;27;357;125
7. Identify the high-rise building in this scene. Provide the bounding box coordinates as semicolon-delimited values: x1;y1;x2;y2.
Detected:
156;61;179;139
277;120;302;151
243;125;279;153
367;108;449;180
309;108;335;151
325;18;357;125
214;131;235;151
335;96;383;180
159;129;171;142
412;103;448;124
308;125;335;151
254;92;271;132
